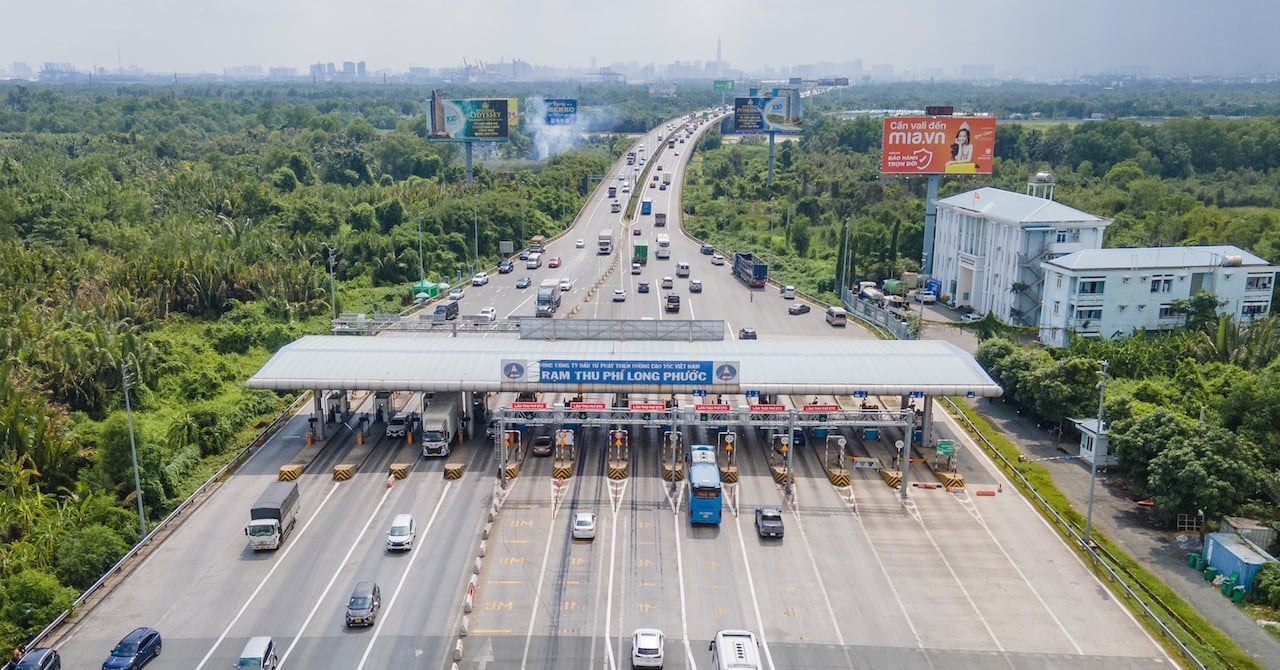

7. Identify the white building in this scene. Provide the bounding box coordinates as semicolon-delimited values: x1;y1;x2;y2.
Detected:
1037;246;1278;347
932;186;1111;324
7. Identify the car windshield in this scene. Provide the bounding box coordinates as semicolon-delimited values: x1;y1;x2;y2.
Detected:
390;525;410;537
246;524;276;537
237;659;264;670
424;430;445;442
112;642;139;656
349;596;371;609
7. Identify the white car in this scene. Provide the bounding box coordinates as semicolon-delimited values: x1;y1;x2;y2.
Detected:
711;253;724;266
572;511;597;540
613;289;627;302
961;312;983;322
448;287;465;300
471;272;489;286
631;628;665;668
478;307;497;322
575;238;585;248
559;278;573;291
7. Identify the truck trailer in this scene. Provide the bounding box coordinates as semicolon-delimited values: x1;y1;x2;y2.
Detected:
245;481;300;551
732;252;769;288
421;392;461;457
535;279;561;317
654;212;667;227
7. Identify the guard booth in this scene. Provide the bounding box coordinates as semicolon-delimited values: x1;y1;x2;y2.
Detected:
324;390;349;424
374;391;394;424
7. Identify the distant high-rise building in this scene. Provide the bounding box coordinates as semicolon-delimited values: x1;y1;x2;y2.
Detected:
9;62;33;80
357;61;367;78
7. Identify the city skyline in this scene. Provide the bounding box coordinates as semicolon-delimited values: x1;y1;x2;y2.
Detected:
2;0;1276;80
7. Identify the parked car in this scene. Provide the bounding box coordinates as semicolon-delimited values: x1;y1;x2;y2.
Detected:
471;272;489;286
515;276;532;289
788;303;811;315
755;507;785;538
631;628;665;668
961;312;983;322
572;511;597;540
738;327;758;340
548;256;562;268
102;627;161;669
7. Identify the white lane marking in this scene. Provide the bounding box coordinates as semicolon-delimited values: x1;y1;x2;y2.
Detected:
786;497;854;661
601;479;628;670
358;483;454;668
519;492;565;670
193;480;342;670
734;513;778;670
277;481;394;667
671;480;698;670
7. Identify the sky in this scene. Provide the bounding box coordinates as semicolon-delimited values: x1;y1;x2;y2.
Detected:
2;0;1275;78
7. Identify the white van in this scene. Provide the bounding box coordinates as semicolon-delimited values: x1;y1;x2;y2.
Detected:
780;285;796;299
676;262;690;278
525;252;542;269
237;636;278;670
825;306;848;327
386;513;415;551
709;629;761;670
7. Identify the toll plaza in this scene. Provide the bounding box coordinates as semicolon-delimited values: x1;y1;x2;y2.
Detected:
246;325;1002;491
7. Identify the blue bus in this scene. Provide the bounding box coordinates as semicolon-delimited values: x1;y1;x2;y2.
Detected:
640;198;653;215
688;444;722;524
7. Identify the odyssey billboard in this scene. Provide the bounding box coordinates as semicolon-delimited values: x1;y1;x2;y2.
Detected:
881;116;995;174
427;92;509;142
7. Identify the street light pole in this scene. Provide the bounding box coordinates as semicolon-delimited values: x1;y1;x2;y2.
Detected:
121;363;146;539
472;195;479;273
839;217;851;301
1084;359;1109;546
326;246;337;321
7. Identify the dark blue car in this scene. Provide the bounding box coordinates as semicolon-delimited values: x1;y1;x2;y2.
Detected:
15;648;60;670
102;627;161;669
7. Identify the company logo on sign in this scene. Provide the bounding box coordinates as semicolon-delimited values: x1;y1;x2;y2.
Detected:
502;361;526;380
715;364;738;382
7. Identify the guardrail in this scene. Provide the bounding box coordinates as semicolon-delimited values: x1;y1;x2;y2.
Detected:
940;396;1208;669
18;392;312;654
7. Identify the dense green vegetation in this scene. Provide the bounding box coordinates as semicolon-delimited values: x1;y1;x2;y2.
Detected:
4;79;1280;649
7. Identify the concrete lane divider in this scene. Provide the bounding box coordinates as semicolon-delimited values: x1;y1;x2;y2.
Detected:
720;465;739;483
880;469;902;488
827;468;851;487
444;462;464;479
935;471;965;488
333;463;355;481
607;460;628;480
277;464;303;481
389;463;410;479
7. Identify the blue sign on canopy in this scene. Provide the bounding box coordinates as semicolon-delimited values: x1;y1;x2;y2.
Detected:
539;360;738;385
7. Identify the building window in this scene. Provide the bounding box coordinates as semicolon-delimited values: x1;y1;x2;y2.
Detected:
1246;275;1274;291
1242;302;1269;317
1079;279;1105;295
1056;274;1063;288
1055;229;1077;243
1158;304;1177;318
1149;275;1174;293
1075;308;1102;321
1053;301;1061;315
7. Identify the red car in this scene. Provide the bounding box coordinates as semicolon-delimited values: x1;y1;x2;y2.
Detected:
548;257;562;268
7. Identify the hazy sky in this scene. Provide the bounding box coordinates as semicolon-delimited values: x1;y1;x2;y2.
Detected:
3;0;1274;77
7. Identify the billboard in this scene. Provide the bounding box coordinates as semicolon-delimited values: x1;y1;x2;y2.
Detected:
880;116;995;174
733;91;803;135
713;79;735;92
427;93;509;142
543;98;577;125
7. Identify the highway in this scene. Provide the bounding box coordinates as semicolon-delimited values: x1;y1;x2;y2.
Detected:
51;111;1170;669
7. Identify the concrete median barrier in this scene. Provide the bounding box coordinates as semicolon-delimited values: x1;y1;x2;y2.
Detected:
880;469;902;488
607;459;628;480
444;462;464;479
277;464;303;481
389;463;410;479
720;465;739;483
333;463;355;481
827;468;851;487
935;471;965;488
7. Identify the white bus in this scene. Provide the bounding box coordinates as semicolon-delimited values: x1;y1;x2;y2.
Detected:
709;629;761;669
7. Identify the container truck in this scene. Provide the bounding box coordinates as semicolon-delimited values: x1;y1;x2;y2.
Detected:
598;229;614;254
732;252;769;288
245;481;300;551
633;239;649;266
421;392;461;457
535;279;561;317
654;213;667;227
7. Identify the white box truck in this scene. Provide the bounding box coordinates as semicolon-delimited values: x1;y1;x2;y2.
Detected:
598;229;614;254
421;392;462;457
245;481;300;551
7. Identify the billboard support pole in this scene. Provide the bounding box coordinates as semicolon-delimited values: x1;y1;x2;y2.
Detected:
767;132;776;186
922;174;939;275
465;142;474;186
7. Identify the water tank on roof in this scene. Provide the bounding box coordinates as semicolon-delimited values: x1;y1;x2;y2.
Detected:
1033;171;1055;183
1223;255;1243;267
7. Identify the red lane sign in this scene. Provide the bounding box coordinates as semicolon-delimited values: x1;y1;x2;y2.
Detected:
695;404;732;412
630;402;668;411
749;404;786;412
802;404;841;412
570;402;607;410
511;401;546;410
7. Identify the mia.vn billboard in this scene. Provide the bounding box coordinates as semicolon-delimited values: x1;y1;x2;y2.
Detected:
880;116;995;174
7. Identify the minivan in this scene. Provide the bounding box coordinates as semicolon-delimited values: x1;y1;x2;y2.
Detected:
235;637;277;670
433;299;459;321
825;306;848;327
385;411;410;439
676;262;690;278
525;252;542;269
345;580;382;627
386;513;415;551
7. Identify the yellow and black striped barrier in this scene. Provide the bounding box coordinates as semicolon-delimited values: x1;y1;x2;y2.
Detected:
720;465;739;483
333;463;355;481
935;471;965;488
278;464;303;481
505;462;522;479
663;462;684;481
770;466;793;485
552;462;573;479
444;463;464;480
389;463;410;480
607;460;628;480
880;469;902;488
827;468;851;487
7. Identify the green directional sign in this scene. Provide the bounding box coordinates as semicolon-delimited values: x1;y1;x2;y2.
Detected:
713;79;735;92
937;440;955;457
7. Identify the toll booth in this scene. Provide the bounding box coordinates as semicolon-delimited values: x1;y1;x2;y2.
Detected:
324;390;350;424
374;391;394;424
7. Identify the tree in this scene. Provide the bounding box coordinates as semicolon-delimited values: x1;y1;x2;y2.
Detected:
54;523;130;590
0;569;77;644
1109;408;1195;491
1146;426;1262;525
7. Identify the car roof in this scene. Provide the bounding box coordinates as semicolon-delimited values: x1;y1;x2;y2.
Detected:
758;506;782;515
574;511;595;520
122;626;158;641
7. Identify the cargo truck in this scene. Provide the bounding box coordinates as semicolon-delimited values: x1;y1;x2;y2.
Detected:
245;481;300;551
654;212;667;227
535;279;561;317
663;173;672;186
640;198;652;215
633;239;649;266
421;392;461;457
732;252;769;288
607;185;617;198
598;229;614;254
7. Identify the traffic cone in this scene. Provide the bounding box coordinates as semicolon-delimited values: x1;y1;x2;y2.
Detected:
387;475;396;489
997;482;1003;493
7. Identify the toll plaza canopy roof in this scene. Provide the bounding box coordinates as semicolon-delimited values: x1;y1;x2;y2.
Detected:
247;335;1002;398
